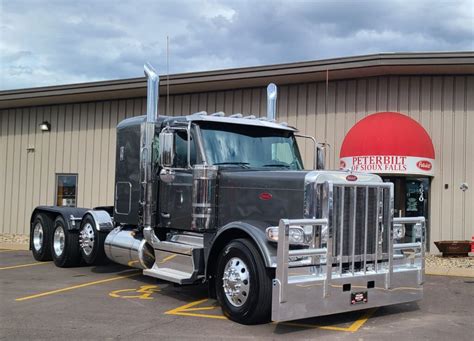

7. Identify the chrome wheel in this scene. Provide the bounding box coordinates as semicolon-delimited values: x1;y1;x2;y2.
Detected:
53;225;65;257
222;257;250;307
79;223;95;256
33;223;43;251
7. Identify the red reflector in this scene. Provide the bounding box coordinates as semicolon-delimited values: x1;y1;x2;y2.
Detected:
259;192;272;200
346;174;358;181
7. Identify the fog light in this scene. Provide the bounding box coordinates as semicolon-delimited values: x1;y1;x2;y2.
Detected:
393;224;405;240
266;226;307;245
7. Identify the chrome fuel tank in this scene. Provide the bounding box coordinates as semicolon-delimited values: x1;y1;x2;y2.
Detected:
104;228;155;269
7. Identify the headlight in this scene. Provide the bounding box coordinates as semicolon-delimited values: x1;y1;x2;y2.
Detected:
393;224;405;240
266;226;308;245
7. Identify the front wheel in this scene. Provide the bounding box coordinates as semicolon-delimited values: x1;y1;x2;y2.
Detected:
215;238;273;325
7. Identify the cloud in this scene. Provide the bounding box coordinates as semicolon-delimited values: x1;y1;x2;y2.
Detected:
0;0;472;90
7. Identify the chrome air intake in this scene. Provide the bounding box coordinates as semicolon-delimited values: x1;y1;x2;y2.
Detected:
191;164;218;230
104;228;155;269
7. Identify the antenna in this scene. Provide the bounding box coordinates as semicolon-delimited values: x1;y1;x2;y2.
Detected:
325;69;328;136
166;36;170;116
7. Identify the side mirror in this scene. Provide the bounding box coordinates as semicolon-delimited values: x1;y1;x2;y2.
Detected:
159;131;175;167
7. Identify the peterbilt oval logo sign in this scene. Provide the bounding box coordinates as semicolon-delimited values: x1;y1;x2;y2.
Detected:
346;174;358;181
416;160;432;171
259;192;272;200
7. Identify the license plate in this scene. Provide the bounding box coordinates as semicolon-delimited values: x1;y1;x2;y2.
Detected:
351;291;368;304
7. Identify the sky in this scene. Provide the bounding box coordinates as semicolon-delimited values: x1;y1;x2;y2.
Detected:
1;0;473;90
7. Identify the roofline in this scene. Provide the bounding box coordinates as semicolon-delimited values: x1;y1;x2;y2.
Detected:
1;51;473;109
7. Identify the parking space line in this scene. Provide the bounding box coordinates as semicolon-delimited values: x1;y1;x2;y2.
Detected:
165;299;227;320
15;270;141;302
0;262;51;270
166;298;377;332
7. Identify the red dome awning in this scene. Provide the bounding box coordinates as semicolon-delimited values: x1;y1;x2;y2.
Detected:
340;112;435;176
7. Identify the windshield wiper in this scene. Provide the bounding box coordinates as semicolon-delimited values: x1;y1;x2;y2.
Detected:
262;163;291;168
214;162;250;168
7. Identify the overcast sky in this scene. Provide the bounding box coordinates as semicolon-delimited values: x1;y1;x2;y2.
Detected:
1;0;473;90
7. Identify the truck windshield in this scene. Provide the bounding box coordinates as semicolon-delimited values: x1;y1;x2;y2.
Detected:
199;122;304;170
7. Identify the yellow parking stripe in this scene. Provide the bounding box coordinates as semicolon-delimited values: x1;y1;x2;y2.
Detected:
345;308;377;332
166;298;377;332
16;271;140;302
0;262;50;270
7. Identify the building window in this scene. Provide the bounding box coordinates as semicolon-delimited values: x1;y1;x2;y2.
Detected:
56;174;78;207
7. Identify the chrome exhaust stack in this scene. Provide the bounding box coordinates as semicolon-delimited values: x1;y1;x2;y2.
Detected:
144;63;159;123
142;63;160;247
266;83;277;122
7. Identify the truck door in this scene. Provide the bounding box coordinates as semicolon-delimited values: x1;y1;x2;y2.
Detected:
159;129;197;230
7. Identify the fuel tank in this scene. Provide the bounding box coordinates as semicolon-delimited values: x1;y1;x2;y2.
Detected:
104;227;155;269
217;170;308;228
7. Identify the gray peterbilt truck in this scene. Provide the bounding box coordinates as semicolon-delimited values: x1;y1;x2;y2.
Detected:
30;63;426;325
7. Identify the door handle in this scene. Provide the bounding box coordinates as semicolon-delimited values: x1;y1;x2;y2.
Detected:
161;212;170;219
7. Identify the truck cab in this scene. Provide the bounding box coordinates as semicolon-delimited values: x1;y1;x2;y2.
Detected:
30;63;426;325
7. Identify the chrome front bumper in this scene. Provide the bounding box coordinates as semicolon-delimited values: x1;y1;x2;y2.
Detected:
271;180;426;322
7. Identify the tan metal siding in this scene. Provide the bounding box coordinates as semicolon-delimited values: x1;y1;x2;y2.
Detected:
0;75;472;252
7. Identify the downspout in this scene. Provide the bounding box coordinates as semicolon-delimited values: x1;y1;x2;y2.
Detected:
142;63;160;247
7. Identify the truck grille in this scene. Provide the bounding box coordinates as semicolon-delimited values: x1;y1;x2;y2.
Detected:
317;183;392;271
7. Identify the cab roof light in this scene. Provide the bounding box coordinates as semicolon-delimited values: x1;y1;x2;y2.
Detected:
229;113;243;118
210;112;225;117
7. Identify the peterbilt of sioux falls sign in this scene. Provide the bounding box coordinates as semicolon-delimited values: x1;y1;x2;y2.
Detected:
339;156;435;176
339;112;436;177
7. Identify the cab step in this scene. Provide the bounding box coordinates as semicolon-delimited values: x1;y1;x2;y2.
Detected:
143;233;204;284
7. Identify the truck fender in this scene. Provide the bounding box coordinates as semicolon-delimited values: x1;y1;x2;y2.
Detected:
29;206;88;250
84;210;114;232
206;221;277;275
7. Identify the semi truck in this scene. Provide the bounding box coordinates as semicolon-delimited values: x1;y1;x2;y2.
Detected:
29;63;426;325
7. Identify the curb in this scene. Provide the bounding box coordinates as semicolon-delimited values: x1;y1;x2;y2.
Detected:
0;243;29;251
425;266;474;278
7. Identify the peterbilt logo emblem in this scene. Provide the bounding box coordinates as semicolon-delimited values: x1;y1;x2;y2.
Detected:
416;160;432;171
346;174;358;181
259;192;272;201
340;160;346;169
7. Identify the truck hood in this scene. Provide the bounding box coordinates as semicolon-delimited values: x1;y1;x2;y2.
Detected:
217;170;309;228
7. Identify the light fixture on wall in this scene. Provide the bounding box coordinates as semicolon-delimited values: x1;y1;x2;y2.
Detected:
39;121;51;132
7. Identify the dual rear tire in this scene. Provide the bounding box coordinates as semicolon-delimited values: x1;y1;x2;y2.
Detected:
31;212;106;267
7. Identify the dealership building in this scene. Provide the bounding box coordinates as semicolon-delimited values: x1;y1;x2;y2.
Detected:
0;52;473;251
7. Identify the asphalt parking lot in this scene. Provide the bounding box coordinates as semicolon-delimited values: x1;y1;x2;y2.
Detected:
1;249;473;340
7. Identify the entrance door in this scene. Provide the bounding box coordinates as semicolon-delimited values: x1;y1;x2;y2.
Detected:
382;176;430;247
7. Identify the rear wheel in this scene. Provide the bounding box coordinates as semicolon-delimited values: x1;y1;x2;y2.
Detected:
79;215;107;265
215;238;272;325
31;213;53;261
51;216;81;268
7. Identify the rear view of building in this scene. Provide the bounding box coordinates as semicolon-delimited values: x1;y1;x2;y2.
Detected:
0;52;473;251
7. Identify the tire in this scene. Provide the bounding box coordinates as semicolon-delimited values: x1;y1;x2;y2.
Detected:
51;216;81;268
215;238;273;325
31;213;53;261
79;214;107;265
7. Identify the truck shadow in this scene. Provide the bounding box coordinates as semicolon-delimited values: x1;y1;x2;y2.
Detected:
87;264;420;333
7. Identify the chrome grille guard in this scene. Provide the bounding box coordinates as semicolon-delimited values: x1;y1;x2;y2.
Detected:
272;180;426;322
